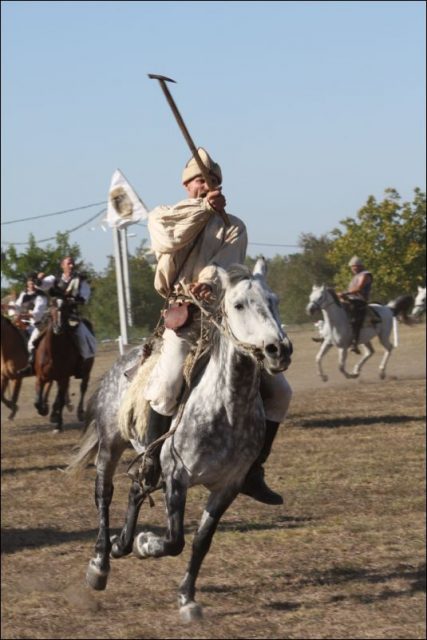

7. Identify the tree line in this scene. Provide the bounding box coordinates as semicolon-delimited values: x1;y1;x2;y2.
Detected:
1;188;425;338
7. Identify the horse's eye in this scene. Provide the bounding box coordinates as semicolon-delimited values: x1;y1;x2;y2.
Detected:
234;303;244;310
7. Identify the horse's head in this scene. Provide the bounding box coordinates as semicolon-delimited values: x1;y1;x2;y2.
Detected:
50;298;79;335
412;286;426;318
306;284;329;316
217;258;292;374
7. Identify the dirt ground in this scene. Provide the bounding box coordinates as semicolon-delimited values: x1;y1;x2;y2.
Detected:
1;323;426;639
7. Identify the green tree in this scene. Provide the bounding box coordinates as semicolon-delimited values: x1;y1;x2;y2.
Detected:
1;232;94;288
247;234;335;324
328;188;426;301
86;242;163;340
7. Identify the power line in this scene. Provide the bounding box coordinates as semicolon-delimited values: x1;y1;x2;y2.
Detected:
249;242;300;248
1;201;108;225
2;208;106;246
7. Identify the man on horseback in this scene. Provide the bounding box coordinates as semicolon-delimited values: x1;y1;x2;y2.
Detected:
142;148;292;505
15;273;49;374
37;256;96;373
338;256;373;354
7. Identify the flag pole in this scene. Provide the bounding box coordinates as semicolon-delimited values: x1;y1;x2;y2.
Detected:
113;227;129;346
120;228;133;327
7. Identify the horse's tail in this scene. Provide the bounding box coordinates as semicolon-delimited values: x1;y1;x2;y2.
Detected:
392;316;399;348
65;389;100;478
387;295;415;326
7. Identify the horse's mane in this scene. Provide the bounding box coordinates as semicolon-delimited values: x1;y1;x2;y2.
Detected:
226;264;252;287
326;287;342;306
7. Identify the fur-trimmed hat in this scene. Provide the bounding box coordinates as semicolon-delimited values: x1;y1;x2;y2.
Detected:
182;148;222;185
348;256;364;267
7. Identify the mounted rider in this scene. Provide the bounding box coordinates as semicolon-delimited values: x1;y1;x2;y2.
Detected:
338;256;373;353
37;256;97;368
141;148;292;504
15;273;49;373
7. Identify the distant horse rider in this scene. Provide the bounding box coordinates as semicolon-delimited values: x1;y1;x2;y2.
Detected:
338;256;373;354
15;273;49;375
37;256;97;371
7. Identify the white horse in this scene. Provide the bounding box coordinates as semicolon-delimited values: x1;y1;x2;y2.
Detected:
306;285;397;382
411;286;426;320
67;259;292;622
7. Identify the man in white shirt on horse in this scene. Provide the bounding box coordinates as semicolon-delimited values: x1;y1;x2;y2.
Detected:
37;256;97;368
15;273;49;374
142;148;292;504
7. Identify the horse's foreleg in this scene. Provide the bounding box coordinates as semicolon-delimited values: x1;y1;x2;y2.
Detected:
110;480;147;558
178;488;238;623
352;342;374;377
316;341;333;382
34;379;49;416
87;439;126;591
7;379;22;419
133;475;187;560
338;348;357;379
50;380;69;432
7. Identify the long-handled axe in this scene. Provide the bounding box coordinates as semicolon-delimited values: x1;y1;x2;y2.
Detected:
148;74;230;226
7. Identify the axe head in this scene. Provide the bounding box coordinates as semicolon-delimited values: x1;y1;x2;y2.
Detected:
148;74;176;83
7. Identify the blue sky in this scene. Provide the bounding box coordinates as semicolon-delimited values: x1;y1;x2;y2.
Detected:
1;0;425;276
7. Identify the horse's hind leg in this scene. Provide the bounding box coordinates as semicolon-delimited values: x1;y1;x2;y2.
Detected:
77;372;90;422
110;479;148;558
178;488;238;622
87;436;127;591
378;341;393;380
352;342;374;377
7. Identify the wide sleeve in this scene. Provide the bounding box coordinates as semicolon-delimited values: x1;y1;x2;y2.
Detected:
148;198;212;254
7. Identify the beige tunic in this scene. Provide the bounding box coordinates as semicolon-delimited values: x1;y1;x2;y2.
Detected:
148;197;248;298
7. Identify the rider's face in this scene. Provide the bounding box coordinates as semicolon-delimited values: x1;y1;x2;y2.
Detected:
62;257;75;274
27;280;36;293
184;175;220;198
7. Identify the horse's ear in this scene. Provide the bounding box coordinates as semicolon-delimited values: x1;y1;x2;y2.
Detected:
253;256;267;278
213;266;228;294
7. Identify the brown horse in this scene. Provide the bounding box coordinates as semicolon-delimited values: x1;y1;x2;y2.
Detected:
34;298;94;432
1;315;29;419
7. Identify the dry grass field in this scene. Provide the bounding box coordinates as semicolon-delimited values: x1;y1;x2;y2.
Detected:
1;323;425;639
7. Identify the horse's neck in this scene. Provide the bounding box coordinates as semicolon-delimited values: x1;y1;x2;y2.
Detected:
204;333;260;407
321;296;351;341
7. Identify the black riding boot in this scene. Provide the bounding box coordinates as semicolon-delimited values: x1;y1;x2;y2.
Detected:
241;420;283;505
142;407;173;490
17;351;35;377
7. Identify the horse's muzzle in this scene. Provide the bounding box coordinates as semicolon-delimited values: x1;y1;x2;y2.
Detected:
264;337;293;373
306;303;317;316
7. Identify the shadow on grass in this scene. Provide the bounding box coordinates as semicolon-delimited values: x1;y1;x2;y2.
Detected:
267;563;426;610
1;465;68;476
2;514;311;554
295;414;426;429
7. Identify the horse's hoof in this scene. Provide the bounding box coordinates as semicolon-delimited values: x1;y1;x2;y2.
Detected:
179;602;203;623
8;406;18;420
50;414;60;424
35;403;49;416
321;375;328;383
52;426;63;434
110;535;131;559
86;561;109;591
77;409;85;422
133;531;156;559
379;370;386;380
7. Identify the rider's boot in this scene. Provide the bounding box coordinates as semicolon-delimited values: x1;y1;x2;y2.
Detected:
241;420;283;505
17;351;35;377
142;407;173;491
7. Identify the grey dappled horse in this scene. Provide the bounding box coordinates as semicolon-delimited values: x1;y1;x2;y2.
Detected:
68;259;292;622
306;285;397;382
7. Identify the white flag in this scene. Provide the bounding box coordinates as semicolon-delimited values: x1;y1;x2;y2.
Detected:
105;169;148;229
